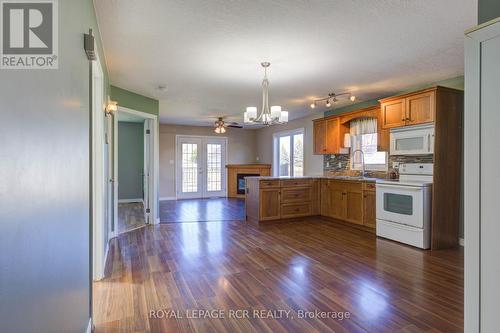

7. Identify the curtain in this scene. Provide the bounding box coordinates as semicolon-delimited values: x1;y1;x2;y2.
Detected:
350;118;377;166
349;117;377;136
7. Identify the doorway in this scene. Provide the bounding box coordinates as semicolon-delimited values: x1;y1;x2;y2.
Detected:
116;117;146;234
114;108;159;233
176;136;227;199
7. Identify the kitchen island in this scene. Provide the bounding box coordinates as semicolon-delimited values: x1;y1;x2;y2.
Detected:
245;176;378;231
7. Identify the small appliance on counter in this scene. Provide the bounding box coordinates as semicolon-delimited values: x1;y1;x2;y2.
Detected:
375;163;433;249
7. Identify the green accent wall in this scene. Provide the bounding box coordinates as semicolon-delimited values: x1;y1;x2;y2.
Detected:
118;122;145;200
479;0;500;24
325;76;464;117
111;86;159;116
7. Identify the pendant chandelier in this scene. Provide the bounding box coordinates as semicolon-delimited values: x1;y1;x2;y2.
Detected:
244;62;288;126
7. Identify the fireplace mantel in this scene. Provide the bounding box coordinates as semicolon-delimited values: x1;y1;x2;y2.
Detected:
226;164;272;198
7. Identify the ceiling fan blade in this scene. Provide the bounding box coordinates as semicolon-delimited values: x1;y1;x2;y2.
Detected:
227;125;243;128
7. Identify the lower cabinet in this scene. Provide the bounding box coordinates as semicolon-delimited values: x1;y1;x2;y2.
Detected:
322;180;375;229
345;191;363;225
259;188;281;220
330;185;345;220
281;203;311;219
247;178;376;230
363;190;376;228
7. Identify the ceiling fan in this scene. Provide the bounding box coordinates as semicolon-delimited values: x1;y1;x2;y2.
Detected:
214;117;243;133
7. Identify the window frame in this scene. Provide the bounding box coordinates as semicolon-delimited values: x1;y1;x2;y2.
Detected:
350;133;388;172
272;128;305;177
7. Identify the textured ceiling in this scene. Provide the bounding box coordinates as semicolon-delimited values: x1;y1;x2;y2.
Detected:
95;0;477;126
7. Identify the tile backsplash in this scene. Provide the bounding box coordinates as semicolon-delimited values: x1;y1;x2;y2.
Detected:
324;153;434;178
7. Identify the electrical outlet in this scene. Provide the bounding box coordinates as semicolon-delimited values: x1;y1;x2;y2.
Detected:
326;161;330;167
338;162;342;168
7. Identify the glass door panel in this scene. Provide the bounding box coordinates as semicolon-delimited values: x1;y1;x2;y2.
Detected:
293;133;304;176
203;139;226;197
177;137;202;199
279;136;290;176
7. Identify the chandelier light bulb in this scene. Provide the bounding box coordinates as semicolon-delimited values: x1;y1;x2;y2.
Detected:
350;95;356;102
310;102;316;109
326;99;332;108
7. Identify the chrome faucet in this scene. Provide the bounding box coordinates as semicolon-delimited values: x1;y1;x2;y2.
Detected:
352;149;365;179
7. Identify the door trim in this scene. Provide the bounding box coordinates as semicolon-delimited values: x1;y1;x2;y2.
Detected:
91;50;106;281
175;135;228;199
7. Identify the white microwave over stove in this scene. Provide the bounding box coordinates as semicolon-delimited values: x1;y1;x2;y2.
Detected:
390;124;435;155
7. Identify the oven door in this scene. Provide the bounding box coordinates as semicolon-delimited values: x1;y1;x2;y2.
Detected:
376;183;423;228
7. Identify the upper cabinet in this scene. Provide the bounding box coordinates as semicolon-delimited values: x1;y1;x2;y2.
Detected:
313;119;327;154
380;99;406;129
380;88;436;129
313;116;347;155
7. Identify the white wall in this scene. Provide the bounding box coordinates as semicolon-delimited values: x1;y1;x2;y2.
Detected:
255;113;324;176
159;124;257;198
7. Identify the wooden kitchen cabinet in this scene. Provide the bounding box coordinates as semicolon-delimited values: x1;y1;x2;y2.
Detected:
325;117;340;153
380;88;437;129
320;180;331;216
363;190;376;228
406;90;435;126
330;185;345;220
311;179;321;215
313;120;327;154
313;117;346;155
380;99;406;129
246;178;319;224
345;183;363;225
259;188;281;221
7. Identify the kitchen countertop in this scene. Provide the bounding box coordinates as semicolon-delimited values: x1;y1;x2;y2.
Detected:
244;175;382;183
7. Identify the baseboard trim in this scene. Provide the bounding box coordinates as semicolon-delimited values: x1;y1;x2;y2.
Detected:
159;196;176;201
86;318;92;333
118;198;144;204
459;238;464;247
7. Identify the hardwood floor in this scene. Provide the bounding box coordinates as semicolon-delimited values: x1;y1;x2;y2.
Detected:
94;218;463;333
159;198;245;223
118;202;146;234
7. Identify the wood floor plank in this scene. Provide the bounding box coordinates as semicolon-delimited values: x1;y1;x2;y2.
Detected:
94;216;463;333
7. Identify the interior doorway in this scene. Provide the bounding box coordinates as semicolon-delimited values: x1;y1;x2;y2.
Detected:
175;136;227;199
114;107;159;233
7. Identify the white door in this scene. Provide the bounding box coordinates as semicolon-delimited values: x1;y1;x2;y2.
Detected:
203;138;227;198
176;136;227;199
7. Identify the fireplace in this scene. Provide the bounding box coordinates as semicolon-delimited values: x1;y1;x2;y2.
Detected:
237;173;259;195
226;164;272;198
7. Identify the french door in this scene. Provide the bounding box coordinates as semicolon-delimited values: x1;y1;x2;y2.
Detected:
176;136;227;199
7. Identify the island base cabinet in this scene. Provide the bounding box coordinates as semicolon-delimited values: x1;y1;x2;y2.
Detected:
259;189;281;221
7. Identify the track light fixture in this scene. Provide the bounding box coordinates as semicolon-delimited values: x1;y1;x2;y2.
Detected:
310;91;356;109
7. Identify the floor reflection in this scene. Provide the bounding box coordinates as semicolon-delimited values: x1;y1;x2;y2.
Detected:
159;198;245;223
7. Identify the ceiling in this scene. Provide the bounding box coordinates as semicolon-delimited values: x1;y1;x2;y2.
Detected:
95;0;477;126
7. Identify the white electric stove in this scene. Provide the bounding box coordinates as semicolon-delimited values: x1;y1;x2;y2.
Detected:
376;163;433;249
